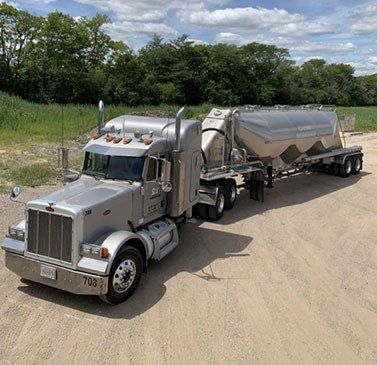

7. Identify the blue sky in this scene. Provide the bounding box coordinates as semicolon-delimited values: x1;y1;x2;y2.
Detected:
7;0;377;75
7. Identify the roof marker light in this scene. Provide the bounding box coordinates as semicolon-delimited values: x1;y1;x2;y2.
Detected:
106;135;113;142
123;137;132;144
144;138;153;145
113;137;121;144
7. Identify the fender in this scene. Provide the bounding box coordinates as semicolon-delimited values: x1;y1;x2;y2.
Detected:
94;230;152;275
335;152;363;165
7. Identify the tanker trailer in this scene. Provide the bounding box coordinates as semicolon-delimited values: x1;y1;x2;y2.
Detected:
196;107;363;219
233;107;363;177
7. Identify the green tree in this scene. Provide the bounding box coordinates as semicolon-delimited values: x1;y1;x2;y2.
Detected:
240;43;290;105
0;2;42;93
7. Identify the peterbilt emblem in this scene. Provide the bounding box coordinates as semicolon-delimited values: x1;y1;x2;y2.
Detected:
46;202;55;212
103;210;111;216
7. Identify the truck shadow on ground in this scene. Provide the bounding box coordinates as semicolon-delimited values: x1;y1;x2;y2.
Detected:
218;170;370;225
18;223;252;318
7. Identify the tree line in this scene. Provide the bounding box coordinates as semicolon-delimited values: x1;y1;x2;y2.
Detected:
1;2;376;106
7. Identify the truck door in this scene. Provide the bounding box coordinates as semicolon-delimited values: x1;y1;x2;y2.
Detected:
142;157;166;219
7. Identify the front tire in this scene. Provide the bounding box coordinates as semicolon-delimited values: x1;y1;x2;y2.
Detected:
100;246;142;304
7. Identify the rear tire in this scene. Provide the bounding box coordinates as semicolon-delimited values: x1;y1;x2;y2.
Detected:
339;157;352;178
351;155;362;174
100;246;142;305
197;204;208;219
333;163;340;176
208;186;225;221
224;179;237;210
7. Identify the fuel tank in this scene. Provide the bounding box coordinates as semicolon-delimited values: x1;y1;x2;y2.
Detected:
235;108;343;165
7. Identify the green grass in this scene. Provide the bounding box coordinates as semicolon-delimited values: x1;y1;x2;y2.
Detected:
1;93;376;143
336;106;377;133
0;92;212;142
4;164;56;187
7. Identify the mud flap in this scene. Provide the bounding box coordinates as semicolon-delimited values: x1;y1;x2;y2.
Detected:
248;179;264;202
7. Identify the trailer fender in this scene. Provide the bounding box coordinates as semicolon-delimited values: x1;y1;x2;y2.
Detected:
94;230;151;275
198;184;218;206
334;152;363;165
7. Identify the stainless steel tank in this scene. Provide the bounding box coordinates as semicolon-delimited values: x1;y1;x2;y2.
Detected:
235;109;343;165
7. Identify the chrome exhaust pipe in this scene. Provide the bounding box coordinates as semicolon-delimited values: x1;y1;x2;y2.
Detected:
98;100;105;134
175;107;184;151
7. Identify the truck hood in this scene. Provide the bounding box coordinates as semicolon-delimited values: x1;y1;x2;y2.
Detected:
28;176;139;215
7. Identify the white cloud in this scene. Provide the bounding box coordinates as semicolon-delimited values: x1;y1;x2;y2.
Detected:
346;61;377;75
179;6;335;36
28;0;56;3
272;22;334;36
368;56;377;64
103;21;176;40
187;38;209;46
75;0;173;22
291;41;357;54
350;4;377;35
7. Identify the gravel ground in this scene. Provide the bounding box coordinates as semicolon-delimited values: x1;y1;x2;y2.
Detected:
0;133;376;364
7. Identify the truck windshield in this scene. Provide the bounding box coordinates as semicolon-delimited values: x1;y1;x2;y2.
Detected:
83;152;145;181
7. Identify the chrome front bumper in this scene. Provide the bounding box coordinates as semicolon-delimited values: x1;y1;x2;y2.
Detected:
5;251;108;295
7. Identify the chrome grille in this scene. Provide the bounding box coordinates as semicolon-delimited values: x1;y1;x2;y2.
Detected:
27;209;73;263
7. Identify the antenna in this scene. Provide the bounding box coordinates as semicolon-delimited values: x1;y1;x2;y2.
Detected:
61;103;64;149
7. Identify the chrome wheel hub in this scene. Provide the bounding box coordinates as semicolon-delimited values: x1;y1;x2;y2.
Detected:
113;259;136;294
346;160;352;174
218;194;225;214
354;158;361;172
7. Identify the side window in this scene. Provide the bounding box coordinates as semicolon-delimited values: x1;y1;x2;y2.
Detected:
158;159;163;179
146;158;157;181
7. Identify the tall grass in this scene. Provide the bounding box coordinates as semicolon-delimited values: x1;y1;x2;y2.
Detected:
336;106;377;133
0;92;212;142
1;92;377;142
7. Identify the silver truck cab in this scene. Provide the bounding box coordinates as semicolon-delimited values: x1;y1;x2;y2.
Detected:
3;108;202;304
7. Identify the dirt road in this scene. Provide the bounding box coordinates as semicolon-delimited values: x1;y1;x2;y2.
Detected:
1;133;376;364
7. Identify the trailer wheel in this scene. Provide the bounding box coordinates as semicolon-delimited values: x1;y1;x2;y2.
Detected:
351;155;362;175
208;186;225;221
224;179;237;210
100;246;142;304
339;157;352;178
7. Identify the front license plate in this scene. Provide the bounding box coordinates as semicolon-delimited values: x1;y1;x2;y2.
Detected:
40;265;56;280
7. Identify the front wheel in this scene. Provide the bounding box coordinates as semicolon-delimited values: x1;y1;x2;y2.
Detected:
100;246;142;304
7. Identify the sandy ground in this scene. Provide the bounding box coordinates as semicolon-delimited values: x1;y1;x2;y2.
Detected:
0;133;376;365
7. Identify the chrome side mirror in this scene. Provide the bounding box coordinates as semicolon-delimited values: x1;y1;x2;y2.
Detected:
161;182;172;193
10;186;21;199
161;160;171;183
160;160;172;192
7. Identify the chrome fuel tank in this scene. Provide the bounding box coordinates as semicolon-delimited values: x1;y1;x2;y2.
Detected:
235;109;343;165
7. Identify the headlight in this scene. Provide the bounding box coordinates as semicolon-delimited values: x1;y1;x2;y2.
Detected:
7;226;25;241
81;243;109;258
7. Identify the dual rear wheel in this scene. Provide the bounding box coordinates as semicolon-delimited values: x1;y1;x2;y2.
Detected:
334;155;362;177
196;178;237;221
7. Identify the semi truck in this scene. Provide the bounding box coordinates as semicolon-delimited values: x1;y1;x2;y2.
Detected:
2;103;363;304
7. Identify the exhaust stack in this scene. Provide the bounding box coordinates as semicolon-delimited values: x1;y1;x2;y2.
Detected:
175;107;184;151
98;100;105;134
